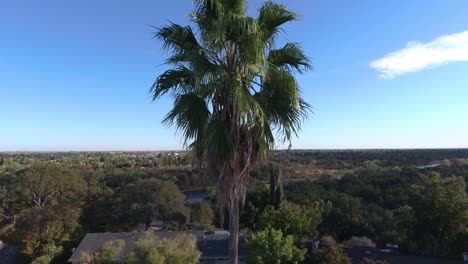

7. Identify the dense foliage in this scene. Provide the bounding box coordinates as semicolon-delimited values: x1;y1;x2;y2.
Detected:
1;149;467;262
78;234;200;264
80;240;126;264
257;201;328;242
308;246;352;264
245;227;306;264
0;154;210;262
123;234;200;264
285;159;468;257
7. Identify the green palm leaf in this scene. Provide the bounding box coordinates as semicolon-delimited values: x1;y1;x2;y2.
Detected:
258;1;298;44
268;43;312;73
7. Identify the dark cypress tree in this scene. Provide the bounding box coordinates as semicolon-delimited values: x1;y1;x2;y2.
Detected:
268;162;283;209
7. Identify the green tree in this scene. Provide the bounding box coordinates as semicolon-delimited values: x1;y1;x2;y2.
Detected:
151;1;311;262
319;235;337;246
31;243;63;264
31;256;54;264
342;236;376;248
410;173;468;256
240;184;270;231
123;236;165;264
122;178;189;230
12;162;86;257
310;246;352;264
245;227;305;264
158;235;201;264
361;258;387;264
191;201;215;230
80;239;126;264
267;162;284;209
318;193;365;241
362;160;380;177
259;200;325;241
123;234;200;264
123;235;164;264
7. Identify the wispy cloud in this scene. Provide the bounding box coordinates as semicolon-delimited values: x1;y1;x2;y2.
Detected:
370;30;468;79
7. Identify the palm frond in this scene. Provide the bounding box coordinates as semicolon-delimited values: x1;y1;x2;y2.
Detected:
150;66;195;100
205;119;235;166
193;0;246;27
234;16;264;68
155;23;216;71
259;69;311;142
268;43;312;73
223;72;265;127
192;0;225;47
250;114;275;161
162;93;210;146
221;0;246;15
224;15;258;41
193;0;223;22
258;1;298;45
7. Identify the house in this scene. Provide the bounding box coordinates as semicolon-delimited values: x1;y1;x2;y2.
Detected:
68;230;247;264
68;232;147;263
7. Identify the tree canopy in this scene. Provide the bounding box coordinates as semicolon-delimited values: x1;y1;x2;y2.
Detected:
258;200;327;241
12;162;86;258
245;227;306;264
309;246;352;264
124;234;200;264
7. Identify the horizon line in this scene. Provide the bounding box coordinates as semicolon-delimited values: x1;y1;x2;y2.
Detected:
1;147;468;153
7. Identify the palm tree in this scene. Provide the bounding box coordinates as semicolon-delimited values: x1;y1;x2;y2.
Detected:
151;1;311;263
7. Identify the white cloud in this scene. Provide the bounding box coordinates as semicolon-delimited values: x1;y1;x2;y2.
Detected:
370;30;468;79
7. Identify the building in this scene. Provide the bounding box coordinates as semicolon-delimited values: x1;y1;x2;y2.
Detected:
68;230;247;264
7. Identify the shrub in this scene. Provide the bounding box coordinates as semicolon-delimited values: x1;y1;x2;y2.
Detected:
343;236;376;248
320;235;337;246
123;234;200;264
361;257;387;264
310;246;352;264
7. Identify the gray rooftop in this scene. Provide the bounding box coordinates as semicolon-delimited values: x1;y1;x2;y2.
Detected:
69;231;246;263
69;232;147;262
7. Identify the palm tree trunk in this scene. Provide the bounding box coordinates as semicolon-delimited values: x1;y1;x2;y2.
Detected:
228;190;240;264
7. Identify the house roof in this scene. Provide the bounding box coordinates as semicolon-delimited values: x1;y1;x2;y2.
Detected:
68;231;247;263
197;235;247;259
68;232;147;262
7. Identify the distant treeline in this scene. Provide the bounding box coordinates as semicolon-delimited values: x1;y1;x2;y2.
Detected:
2;148;468;187
278;148;468;167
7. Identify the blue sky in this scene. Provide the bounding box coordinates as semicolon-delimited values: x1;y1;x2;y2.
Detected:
1;0;467;151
